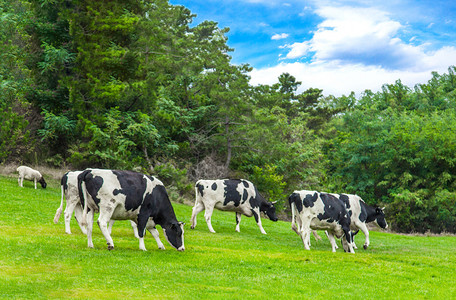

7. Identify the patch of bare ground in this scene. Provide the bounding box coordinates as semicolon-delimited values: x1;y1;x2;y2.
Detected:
0;163;69;181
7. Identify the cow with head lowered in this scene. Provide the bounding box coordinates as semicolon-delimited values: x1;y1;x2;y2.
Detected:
190;179;278;234
337;194;387;249
289;190;355;253
79;169;184;251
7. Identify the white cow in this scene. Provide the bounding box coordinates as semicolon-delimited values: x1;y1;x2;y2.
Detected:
289;190;354;253
53;170;139;237
79;169;185;251
313;194;388;250
17;166;47;189
191;179;278;234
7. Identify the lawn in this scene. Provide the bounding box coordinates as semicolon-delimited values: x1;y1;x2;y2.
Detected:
0;174;455;299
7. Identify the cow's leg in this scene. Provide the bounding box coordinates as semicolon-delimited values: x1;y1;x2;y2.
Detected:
108;220;114;235
136;213;150;251
291;212;302;235
97;207;115;250
204;205;216;233
312;230;322;241
356;222;370;249
18;176;21;187
301;215;311;250
190;200;205;229
34;178;37;189
327;232;338;252
342;228;355;253
131;220;139;238
73;203;87;235
63;199;79;234
325;230;338;249
235;213;242;232
146;222;165;250
351;230;359;250
252;208;267;234
86;209;94;248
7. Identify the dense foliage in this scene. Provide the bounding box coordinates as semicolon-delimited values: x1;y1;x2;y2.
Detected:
1;0;455;232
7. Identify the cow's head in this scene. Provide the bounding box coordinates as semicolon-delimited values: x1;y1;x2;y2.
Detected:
374;207;388;229
162;221;185;251
39;177;47;189
261;201;278;221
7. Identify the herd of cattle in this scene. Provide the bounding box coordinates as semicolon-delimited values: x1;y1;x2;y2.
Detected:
17;166;388;253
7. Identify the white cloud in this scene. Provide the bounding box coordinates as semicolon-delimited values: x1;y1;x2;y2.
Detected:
249;48;456;97
253;5;456;96
283;41;310;59
271;33;289;40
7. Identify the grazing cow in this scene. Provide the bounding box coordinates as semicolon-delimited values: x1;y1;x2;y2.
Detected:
17;166;47;189
53;170;139;237
289;190;354;253
79;169;184;251
190;179;278;234
338;194;388;249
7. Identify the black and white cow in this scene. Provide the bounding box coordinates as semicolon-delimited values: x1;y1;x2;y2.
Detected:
337;194;388;249
53;170;139;237
190;179;278;234
289;190;354;253
79;169;185;251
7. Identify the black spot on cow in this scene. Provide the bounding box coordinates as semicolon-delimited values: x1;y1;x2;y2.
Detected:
339;194;350;208
318;193;345;223
112;170;147;211
211;182;217;191
79;171;104;206
223;179;242;207
303;192;318;208
242;180;249;188
288;193;303;212
359;204;368;223
197;183;204;197
61;172;69;191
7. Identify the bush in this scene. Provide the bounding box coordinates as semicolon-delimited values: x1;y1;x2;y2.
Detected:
249;164;286;211
388;189;456;233
154;161;193;202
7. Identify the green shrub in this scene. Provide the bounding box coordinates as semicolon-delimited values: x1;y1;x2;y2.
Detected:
388;189;456;233
155;161;193;202
249;164;286;210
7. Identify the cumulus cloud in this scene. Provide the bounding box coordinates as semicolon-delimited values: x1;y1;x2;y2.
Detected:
250;49;456;97
271;33;289;40
283;41;310;59
249;5;456;96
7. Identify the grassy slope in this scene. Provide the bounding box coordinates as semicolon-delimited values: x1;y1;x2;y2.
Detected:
0;174;455;299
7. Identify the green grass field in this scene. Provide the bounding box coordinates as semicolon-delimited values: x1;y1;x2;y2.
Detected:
1;174;455;299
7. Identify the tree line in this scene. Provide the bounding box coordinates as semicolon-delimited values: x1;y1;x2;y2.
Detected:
1;0;455;233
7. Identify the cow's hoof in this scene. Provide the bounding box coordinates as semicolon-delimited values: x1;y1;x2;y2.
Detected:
107;244;114;251
191;226;195;229
363;245;368;250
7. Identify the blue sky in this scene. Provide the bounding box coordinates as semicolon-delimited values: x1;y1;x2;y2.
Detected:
170;0;456;96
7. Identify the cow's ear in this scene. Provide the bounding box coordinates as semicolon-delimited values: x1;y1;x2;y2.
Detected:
271;201;277;205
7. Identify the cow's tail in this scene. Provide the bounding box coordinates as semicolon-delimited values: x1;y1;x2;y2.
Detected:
80;180;89;227
78;170;91;228
289;193;299;234
53;184;65;224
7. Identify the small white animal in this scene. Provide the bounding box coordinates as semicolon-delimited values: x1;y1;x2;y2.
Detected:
17;166;47;189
